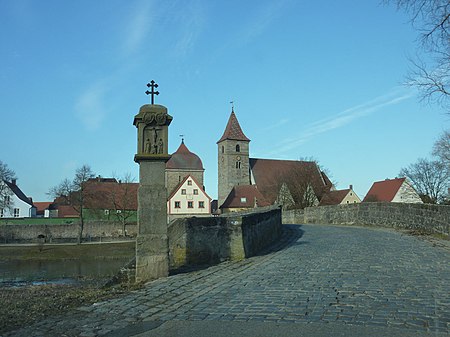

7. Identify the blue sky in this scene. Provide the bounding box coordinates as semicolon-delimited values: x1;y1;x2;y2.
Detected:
1;0;447;202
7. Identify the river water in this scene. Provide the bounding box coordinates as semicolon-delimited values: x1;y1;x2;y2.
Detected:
0;258;130;286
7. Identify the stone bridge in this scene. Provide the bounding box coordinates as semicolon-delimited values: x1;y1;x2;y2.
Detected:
5;223;449;337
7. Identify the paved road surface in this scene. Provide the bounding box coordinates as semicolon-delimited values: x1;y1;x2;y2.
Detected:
4;224;449;337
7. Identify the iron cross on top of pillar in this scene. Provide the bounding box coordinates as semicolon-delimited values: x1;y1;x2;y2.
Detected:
145;80;159;105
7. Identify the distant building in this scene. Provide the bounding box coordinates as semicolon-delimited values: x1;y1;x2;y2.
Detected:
167;175;211;219
319;185;361;206
0;179;36;218
363;178;422;203
48;140;213;220
220;185;270;213
34;202;53;217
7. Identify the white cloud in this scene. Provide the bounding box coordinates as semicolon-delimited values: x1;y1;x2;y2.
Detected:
122;0;155;57
74;82;107;131
237;1;291;46
274;88;414;155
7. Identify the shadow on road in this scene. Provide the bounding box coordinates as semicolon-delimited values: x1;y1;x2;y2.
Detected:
254;224;306;257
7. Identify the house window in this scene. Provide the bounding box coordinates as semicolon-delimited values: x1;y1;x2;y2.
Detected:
240;197;247;203
187;180;192;186
188;201;193;208
116;210;122;214
13;208;19;217
193;189;198;195
104;210;110;215
174;201;181;208
199;201;205;208
181;189;186;195
236;144;240;152
0;209;3;217
4;195;10;204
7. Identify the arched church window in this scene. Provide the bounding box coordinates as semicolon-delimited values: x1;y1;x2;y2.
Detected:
236;144;240;152
221;146;224;153
236;161;241;169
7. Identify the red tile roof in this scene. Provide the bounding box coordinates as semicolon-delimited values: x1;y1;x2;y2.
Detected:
319;189;350;206
217;110;250;143
83;180;139;210
220;185;271;209
363;178;405;202
34;202;53;213
166;140;204;170
249;158;332;204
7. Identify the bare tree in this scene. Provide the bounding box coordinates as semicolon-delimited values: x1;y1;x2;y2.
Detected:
386;0;449;109
49;165;95;243
275;161;331;210
108;173;137;237
399;158;449;203
0;161;17;214
432;129;450;165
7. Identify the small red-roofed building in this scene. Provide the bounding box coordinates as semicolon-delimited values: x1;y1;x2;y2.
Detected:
363;178;422;203
319;185;361;206
167;174;211;219
220;185;271;213
33;201;53;217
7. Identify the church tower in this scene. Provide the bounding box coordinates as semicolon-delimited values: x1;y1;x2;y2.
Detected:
217;107;251;207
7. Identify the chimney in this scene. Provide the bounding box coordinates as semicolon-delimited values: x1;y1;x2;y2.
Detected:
349;184;353;190
11;179;17;185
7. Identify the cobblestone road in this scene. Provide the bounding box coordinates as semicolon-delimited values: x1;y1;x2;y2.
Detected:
4;224;450;336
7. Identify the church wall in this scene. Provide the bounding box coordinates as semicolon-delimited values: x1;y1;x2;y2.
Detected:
218;140;250;207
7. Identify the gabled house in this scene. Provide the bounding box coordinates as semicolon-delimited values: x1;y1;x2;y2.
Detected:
220;185;271;213
0;179;36;218
319;185;361;206
167;174;211;219
363;178;423;204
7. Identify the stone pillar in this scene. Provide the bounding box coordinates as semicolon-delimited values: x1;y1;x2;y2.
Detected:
133;103;172;283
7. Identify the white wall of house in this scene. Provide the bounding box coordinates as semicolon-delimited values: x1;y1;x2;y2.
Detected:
1;191;35;218
340;189;361;204
392;180;423;203
167;176;211;217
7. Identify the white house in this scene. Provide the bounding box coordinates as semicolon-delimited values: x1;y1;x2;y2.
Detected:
363;178;423;204
1;179;36;218
167;175;211;219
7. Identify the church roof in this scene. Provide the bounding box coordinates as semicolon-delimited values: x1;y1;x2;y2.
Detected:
217;110;250;143
249;158;333;204
166;140;204;170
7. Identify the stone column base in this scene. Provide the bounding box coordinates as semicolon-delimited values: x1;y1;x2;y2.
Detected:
135;234;169;283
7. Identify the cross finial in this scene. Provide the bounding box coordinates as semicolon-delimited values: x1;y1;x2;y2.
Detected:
230;101;234;112
145;80;159;104
179;134;185;143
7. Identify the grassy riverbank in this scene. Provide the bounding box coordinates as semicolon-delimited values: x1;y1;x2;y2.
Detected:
0;281;141;334
0;241;136;261
0;241;138;334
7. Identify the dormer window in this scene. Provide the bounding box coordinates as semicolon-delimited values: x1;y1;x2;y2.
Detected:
236;144;240;152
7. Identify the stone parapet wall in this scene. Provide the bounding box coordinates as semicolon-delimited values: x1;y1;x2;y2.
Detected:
0;221;137;243
168;206;282;269
283;203;450;236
